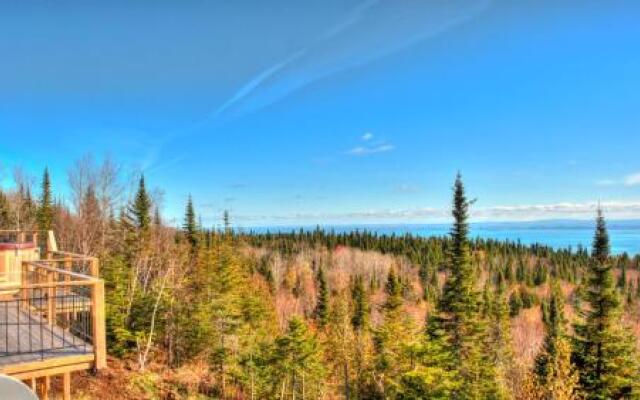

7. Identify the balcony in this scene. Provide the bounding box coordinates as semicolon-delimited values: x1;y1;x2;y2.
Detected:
0;231;106;400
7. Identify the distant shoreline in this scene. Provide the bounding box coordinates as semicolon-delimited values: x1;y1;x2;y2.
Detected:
240;219;640;255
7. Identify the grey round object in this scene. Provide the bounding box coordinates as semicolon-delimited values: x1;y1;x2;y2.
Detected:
0;375;39;400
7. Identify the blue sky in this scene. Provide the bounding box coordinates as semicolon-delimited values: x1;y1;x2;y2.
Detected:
1;0;639;227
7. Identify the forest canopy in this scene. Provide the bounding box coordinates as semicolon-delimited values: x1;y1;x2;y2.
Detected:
0;161;639;399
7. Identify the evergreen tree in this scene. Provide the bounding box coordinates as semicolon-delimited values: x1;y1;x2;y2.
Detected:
315;266;329;327
183;195;198;249
384;268;403;312
325;295;356;400
223;209;231;233
351;275;369;331
572;209;640;399
0;190;11;228
509;290;523;317
269;317;325;399
36;167;54;231
535;280;578;399
426;173;492;398
129;175;152;232
486;281;514;399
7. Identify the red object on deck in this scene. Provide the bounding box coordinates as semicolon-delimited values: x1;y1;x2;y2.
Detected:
0;243;36;251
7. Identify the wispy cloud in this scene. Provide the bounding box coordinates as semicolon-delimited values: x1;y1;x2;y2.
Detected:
347;132;394;155
595;171;640;187
347;144;395;155
231;200;640;224
211;0;491;119
624;173;640;186
211;50;306;119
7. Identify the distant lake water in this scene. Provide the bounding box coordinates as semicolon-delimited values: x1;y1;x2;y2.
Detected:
248;220;640;255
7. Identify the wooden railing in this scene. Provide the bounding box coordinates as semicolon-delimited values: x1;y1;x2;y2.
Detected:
21;257;106;369
0;250;106;370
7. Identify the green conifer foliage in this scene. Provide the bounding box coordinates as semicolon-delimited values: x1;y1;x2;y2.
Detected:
315;266;329;327
427;173;492;398
0;190;11;228
37;167;54;231
384;268;403;312
351;275;369;331
130;175;152;232
269;316;325;399
572;209;640;399
535;280;578;397
183;195;198;249
486;281;514;399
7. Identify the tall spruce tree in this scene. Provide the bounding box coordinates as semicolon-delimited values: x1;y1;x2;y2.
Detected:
572;209;640;399
384;268;403;312
374;271;417;398
485;281;514;399
269;316;325;399
536;280;568;381
536;280;578;399
427;173;491;398
183;195;198;249
130;175;152;232
37;167;53;231
315;266;329;327
0;190;11;229
351;275;369;331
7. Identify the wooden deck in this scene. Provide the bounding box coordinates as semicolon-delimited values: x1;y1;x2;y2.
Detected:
0;230;106;398
0;299;92;368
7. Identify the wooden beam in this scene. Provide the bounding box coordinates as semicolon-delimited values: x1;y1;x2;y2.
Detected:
47;231;58;252
63;372;71;400
9;362;93;381
92;280;107;369
47;271;55;326
90;257;100;277
37;376;50;400
0;354;95;375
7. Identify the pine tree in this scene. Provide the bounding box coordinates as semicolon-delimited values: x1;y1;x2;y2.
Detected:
315;266;329;327
536;281;566;381
572;209;640;399
384;268;403;312
325;294;356;400
37;167;54;231
535;280;578;399
426;173;490;398
223;209;231;233
269;316;325;399
0;190;11;229
129;175;152;232
509;290;523;317
183;195;198;249
351;275;369;331
485;281;514;399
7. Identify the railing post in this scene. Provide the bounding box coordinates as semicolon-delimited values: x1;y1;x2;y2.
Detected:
47;271;55;326
46;230;58;254
91;280;107;369
21;261;29;307
64;260;72;325
90;257;100;277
